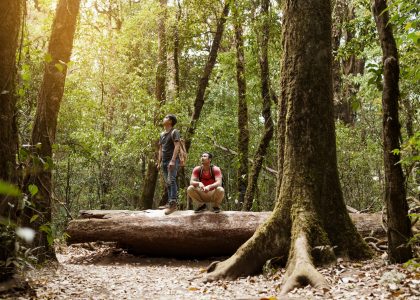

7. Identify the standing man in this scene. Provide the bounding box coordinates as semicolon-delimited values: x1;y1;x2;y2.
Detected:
187;152;224;213
158;114;180;215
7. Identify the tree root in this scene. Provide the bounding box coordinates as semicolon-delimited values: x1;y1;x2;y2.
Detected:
280;233;329;295
205;217;290;281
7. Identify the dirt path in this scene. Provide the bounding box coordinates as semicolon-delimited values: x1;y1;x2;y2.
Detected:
2;243;419;299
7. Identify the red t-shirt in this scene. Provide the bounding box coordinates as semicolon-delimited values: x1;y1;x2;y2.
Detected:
192;166;222;187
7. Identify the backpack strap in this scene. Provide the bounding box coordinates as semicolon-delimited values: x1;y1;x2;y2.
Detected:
199;166;203;182
210;165;215;181
199;165;216;182
170;128;179;142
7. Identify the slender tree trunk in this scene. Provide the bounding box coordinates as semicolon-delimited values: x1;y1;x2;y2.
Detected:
140;0;167;209
332;1;364;125
233;3;249;207
155;0;167;105
336;5;364;124
242;0;274;211
184;2;230;151
173;2;181;98
0;0;22;282
372;0;412;263
207;0;371;294
331;0;345;114
22;0;81;262
168;0;181;100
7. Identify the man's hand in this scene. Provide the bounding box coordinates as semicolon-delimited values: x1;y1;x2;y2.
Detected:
168;159;175;170
198;182;205;191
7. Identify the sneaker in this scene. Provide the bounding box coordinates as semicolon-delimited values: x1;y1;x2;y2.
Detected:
194;204;207;213
213;206;221;213
164;201;177;215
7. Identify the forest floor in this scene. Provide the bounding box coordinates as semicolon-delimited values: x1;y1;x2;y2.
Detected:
1;242;419;300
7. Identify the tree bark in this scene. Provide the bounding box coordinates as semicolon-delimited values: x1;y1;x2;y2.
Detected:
233;3;250;207
0;0;23;282
207;0;371;293
242;0;274;211
66;210;385;257
336;5;365;125
331;0;346;117
168;0;181;100
184;1;230;152
139;150;159;209
155;0;167;104
372;0;412;263
140;0;168;208
22;0;81;262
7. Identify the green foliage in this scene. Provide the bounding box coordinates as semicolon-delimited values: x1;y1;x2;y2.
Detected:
0;181;22;197
336;122;384;211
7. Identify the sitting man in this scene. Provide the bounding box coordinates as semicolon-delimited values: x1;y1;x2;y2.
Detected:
187;152;224;213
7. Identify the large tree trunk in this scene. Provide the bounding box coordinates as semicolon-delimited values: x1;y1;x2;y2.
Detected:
372;0;412;263
0;0;22;282
207;0;371;294
184;2;230;151
242;0;274;211
22;0;81;263
140;0;168;208
66;210;385;257
233;3;249;207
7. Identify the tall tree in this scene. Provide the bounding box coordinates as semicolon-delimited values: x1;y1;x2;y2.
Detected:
372;0;412;263
140;0;168;209
333;0;365;125
184;1;230;151
0;0;23;282
233;2;249;207
22;0;81;262
242;0;274;211
167;0;181;101
207;0;371;293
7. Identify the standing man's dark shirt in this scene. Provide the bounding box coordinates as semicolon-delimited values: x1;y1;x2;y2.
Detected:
159;129;180;161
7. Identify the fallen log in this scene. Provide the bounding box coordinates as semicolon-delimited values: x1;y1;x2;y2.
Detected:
66;210;385;257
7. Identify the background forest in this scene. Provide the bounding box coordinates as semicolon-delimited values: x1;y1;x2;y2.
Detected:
9;0;420;238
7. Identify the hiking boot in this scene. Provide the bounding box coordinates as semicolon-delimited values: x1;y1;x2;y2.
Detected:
158;203;169;210
213;206;221;213
194;204;207;213
164;201;177;215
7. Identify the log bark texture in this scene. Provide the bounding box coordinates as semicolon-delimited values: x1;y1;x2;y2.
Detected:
67;210;385;257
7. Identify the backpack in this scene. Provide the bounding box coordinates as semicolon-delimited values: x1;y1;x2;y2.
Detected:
171;129;187;167
199;165;224;188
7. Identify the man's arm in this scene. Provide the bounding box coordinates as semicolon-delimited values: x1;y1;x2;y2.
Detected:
157;144;162;168
190;168;205;189
203;167;222;191
203;177;222;191
168;141;180;169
